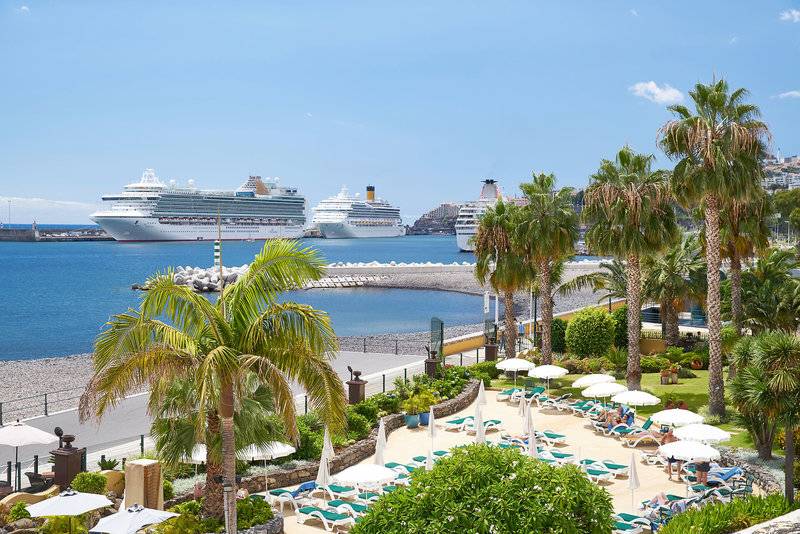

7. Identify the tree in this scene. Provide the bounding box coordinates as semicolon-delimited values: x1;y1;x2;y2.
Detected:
583;146;680;389
642;233;707;347
80;240;347;528
733;248;800;334
558;259;627;304
789;208;800;242
514;173;579;364
150;376;283;517
659;80;770;417
474;201;531;358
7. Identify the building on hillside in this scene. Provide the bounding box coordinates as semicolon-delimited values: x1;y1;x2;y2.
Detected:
764;155;800;190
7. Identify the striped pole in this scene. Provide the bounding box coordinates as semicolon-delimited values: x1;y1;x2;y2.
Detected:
214;240;221;268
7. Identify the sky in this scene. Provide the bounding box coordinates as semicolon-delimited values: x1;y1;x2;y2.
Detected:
2;1;800;224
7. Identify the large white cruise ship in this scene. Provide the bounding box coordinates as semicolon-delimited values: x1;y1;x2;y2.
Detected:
91;169;306;242
455;179;501;252
311;185;405;238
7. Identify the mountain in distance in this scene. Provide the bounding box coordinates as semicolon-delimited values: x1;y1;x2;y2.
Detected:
408;203;462;235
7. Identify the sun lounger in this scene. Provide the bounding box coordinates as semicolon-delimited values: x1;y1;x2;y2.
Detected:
385;462;416;474
327;499;370;517
538;449;575;465
409;450;449;465
639;450;667;466
356;491;381;503
443;416;474;431
613;513;650;528
613;521;644;534
497;387;524;401
269;481;316;512
312;483;358;501
538;393;572;409
394;473;411;485
511;386;545;402
583;467;614;483
622;432;661;448
296;506;356;532
580;459;628;477
535;429;567;446
465;419;503;434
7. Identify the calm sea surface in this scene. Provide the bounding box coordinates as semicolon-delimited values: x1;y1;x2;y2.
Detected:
0;235;487;361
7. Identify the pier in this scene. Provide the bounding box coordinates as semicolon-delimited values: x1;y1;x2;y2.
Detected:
0;223;112;242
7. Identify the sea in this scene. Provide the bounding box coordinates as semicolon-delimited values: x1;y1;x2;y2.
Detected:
0;235;490;361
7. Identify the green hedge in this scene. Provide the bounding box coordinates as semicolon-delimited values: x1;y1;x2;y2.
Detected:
641;355;671;373
565;308;616;357
71;471;107;494
351;444;613;533
658;494;797;534
552;318;567;353
469;361;501;379
611;305;628;348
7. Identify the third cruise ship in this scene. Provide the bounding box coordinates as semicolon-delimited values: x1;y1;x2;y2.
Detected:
455;179;502;252
311;185;405;238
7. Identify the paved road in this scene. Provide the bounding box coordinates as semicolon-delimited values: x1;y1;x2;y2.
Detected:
0;351;424;474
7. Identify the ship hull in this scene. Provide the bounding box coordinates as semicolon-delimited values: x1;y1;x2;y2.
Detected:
317;222;405;239
456;230;475;252
92;216;304;242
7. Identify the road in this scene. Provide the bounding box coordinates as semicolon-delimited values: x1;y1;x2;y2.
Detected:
0;350;425;473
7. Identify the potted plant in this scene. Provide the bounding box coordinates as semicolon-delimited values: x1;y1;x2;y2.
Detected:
415;390;439;426
669;364;680;384
659;368;671;385
402;395;423;429
690;357;703;370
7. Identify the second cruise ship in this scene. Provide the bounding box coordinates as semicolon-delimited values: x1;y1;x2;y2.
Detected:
455;179;502;252
91;169;306;241
311;185;405;238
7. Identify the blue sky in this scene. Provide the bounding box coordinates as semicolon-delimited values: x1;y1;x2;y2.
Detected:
2;1;800;223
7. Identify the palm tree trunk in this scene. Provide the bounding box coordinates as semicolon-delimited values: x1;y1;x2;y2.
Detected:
730;248;743;336
203;411;224;519
705;196;726;417
626;255;642;390
219;380;237;532
539;261;554;364
785;424;795;504
503;289;517;358
663;300;680;347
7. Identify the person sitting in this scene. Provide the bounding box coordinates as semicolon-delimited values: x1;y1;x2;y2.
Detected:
695;460;711;485
660;429;679;480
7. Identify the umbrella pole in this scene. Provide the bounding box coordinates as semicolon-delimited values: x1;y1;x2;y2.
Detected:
14;447;18;491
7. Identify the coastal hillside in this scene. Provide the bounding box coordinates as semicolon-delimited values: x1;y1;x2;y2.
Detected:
408;202;462;235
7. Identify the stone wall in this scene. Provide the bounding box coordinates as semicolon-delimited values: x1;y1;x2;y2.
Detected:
166;379;480;507
718;448;782;495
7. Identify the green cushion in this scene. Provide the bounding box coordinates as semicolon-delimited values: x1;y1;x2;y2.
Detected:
298;506;350;521
585;468;610;476
329;499;368;513
383;485;397;492
616;513;644;522
602;462;627;470
614;522;638;532
327;484;354;494
358;492;380;500
269;488;291;496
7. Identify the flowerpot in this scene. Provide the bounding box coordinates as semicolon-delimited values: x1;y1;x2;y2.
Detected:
670;372;678;384
660;375;670;385
404;413;420;429
690;359;703;370
419;411;430;426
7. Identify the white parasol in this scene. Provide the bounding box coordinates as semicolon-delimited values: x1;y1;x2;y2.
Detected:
651;409;704;428
89;504;178;534
581;382;627;399
572;374;616;389
673;424;731;444
658;440;720;462
611;390;661;407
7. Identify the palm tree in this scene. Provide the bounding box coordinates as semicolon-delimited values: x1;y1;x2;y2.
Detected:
735;248;800;334
514;172;578;364
474;200;530;358
557;259;627;303
80;240;347;527
719;188;771;336
150;376;283;517
583;147;680;389
642;233;707;347
659;79;770;416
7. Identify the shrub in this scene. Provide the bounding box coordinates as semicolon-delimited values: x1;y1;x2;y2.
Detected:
469;361;500;379
97;457;120;471
368;392;402;415
658;494;797;534
352;399;381;425
470;370;491;387
605;347;628;371
559;358;584;374
697;405;731;425
40;517;88;534
401;390;438;415
551;318;567;353
346;409;373;441
71;471;107;494
611;305;628;348
565;308;616;357
641;356;671;373
163;479;174;501
351;444;613;533
294;412;324;460
236;496;274;528
160;500;222;533
7;502;30;522
777;428;800;454
678;367;697;379
663;347;686;363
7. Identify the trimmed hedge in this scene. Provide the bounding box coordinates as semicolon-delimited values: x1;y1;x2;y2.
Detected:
351;444;613;533
552;318;567;353
565;308;616;357
70;471;107;494
658;494;797;534
611;305;628;348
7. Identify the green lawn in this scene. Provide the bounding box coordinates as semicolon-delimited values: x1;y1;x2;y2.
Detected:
492;369;756;449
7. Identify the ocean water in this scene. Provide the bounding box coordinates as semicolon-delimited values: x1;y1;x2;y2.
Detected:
0;235;485;361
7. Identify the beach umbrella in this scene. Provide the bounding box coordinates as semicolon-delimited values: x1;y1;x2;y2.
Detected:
90;504;178;534
239;441;296;461
315;441;332;488
581;382;627;399
651;409;704;428
474;405;485;444
0;421;57;490
517;394;527;421
333;464;397;488
531;365;568;392
477;380;487;406
611;390;660;407
29;489;113;534
525;407;536;458
374;418;387;466
674;424;731;444
572;374;615;389
426;407;437;471
322;427;335;461
628;452;640;512
496;358;536;387
658;440;720;462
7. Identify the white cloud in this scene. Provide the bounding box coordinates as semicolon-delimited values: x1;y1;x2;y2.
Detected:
629;81;684;105
778;90;800;99
780;9;800;22
305;112;313;118
629;9;638;16
16;5;30;14
729;36;738;45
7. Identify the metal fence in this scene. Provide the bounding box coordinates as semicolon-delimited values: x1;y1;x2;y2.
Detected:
336;337;429;355
0;387;88;426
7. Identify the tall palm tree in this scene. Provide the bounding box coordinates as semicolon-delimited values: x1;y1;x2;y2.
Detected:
80;240;347;528
150;376;283;517
659;79;770;416
642;233;707;347
474;200;530;358
514;172;578;364
735;248;800;334
583;147;680;389
719;188;770;336
558;260;627;303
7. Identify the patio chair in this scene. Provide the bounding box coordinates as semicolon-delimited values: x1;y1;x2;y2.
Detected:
25;472;52;490
269;481;317;513
730;473;754;498
296;506;356;532
327;499;370;517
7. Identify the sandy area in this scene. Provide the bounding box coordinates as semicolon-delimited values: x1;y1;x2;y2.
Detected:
271;389;687;533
